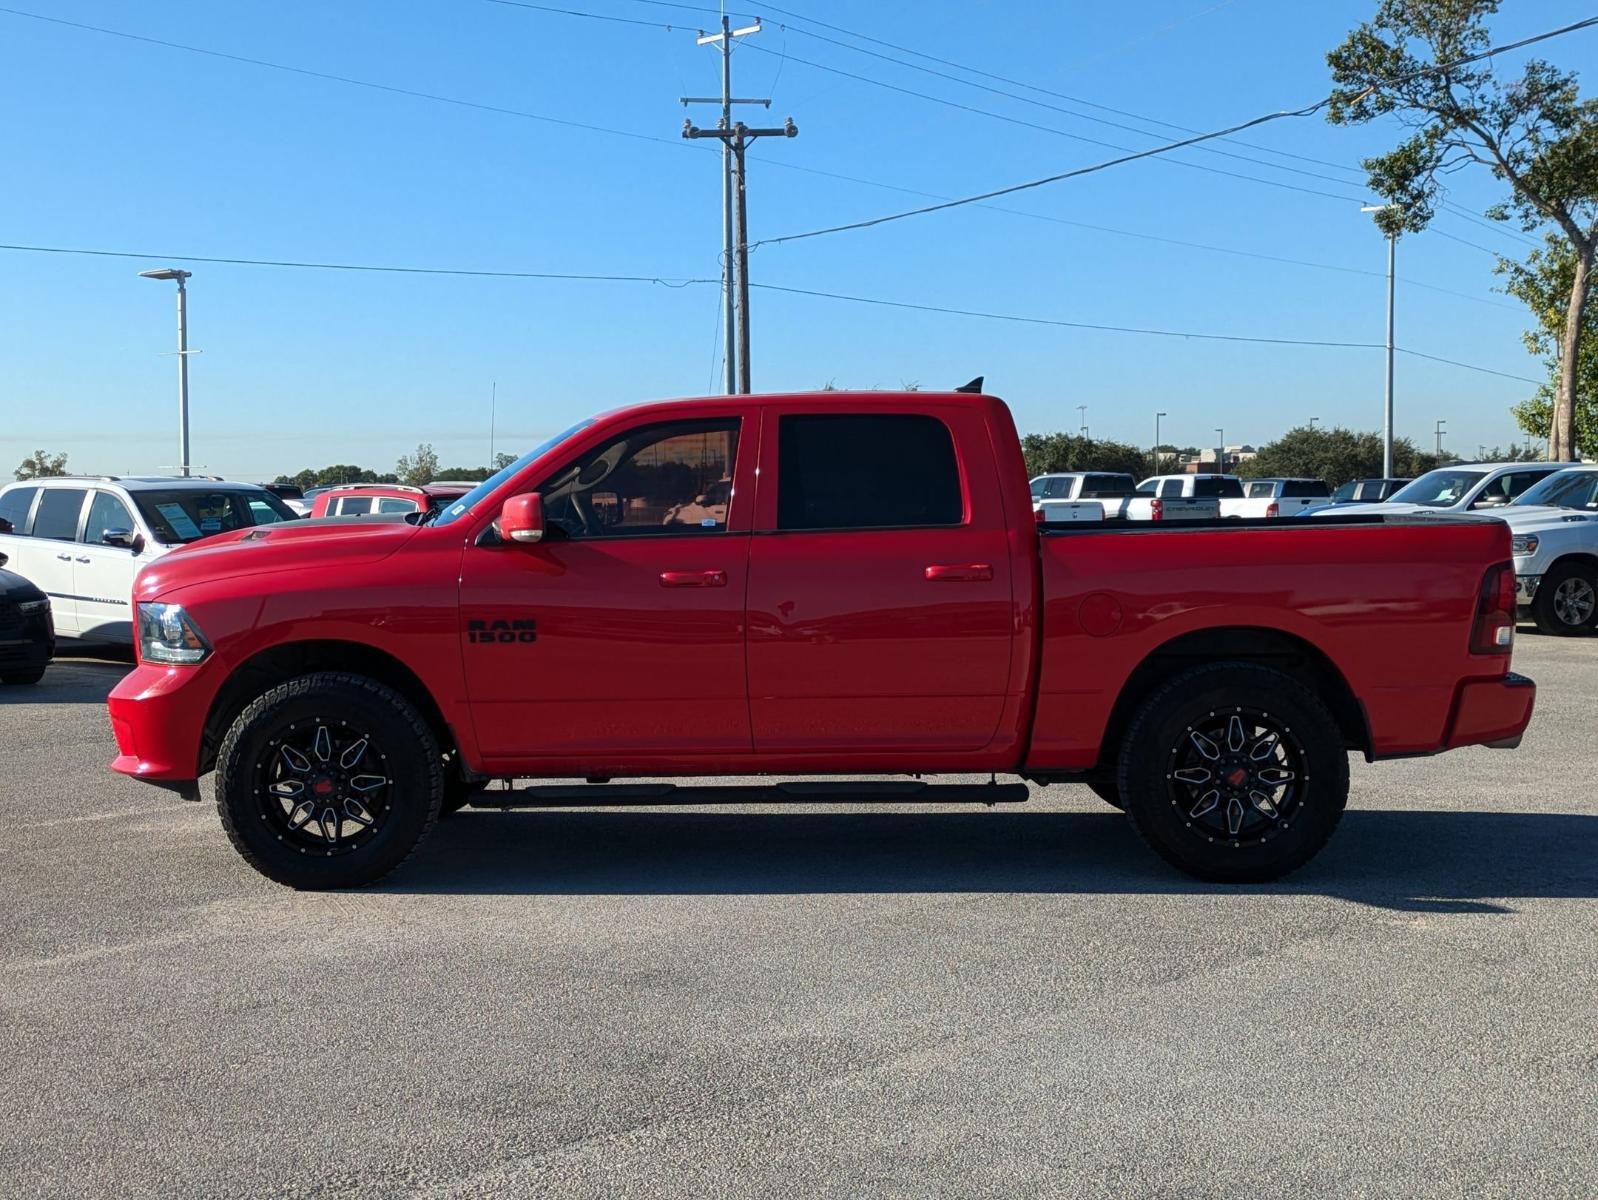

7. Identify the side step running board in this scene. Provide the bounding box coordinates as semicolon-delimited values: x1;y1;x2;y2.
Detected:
468;780;1031;809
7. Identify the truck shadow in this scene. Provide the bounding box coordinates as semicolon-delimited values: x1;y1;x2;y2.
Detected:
392;808;1598;912
0;657;132;706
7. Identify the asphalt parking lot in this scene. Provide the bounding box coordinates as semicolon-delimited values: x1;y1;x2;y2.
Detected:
2;633;1595;1199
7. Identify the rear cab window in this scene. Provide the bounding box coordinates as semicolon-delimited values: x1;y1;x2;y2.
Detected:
775;413;962;530
1194;477;1244;499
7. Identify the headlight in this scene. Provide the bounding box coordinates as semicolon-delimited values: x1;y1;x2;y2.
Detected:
17;598;49;615
1510;534;1539;556
137;602;211;665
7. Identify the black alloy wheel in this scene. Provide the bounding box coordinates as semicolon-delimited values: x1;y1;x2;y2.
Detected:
1117;663;1349;883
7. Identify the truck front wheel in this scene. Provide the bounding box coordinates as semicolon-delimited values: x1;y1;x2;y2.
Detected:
215;672;444;889
1116;664;1349;883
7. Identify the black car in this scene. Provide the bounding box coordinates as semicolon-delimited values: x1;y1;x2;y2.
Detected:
0;554;53;685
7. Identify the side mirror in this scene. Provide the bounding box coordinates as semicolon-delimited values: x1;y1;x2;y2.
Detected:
498;494;545;544
102;527;141;550
1472;495;1509;509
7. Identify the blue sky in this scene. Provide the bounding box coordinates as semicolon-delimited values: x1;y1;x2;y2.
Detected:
1;0;1593;479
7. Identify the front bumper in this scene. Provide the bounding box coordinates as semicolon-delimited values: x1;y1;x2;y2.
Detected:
1444;672;1536;750
0;613;53;675
107;661;217;784
1515;573;1541;606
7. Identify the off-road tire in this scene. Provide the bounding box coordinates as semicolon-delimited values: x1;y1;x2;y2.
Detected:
1116;663;1349;883
1532;561;1598;636
215;672;443;889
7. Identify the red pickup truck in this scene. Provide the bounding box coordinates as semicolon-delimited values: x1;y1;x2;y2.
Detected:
108;390;1534;889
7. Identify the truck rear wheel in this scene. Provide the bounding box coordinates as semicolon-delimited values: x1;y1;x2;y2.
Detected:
215;672;443;889
1116;664;1348;883
1532;561;1598;635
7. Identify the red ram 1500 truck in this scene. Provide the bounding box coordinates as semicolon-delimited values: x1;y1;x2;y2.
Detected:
108;391;1534;888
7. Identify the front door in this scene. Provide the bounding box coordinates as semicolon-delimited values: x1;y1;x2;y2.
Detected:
459;413;755;765
72;489;144;643
744;408;1016;754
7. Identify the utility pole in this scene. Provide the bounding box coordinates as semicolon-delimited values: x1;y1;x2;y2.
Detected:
1362;204;1400;479
490;381;497;466
1434;418;1446;462
1154;411;1167;475
683;18;793;394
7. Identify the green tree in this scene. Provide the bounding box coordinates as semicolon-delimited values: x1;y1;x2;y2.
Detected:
1020;432;1155;478
433;465;493;482
273;464;395;488
1239;425;1439;487
1327;0;1598;460
1499;235;1598;456
394;443;441;486
14;450;68;481
492;451;516;470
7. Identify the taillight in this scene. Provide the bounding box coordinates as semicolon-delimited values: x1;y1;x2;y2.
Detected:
1266;501;1280;518
1470;562;1517;654
1034;505;1046;525
1150;497;1164;522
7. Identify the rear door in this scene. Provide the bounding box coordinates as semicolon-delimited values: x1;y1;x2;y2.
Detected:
21;487;89;635
744;407;1015;753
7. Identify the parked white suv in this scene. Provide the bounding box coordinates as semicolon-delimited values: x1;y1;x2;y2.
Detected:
0;476;297;644
1498;465;1598;635
1318;462;1559;518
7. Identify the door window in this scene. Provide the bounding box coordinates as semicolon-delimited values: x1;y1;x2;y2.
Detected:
776;414;960;531
86;492;136;543
376;497;416;514
541;418;740;538
31;488;87;541
335;497;375;516
1505;469;1555;498
1158;479;1184;498
1043;477;1071;498
0;486;38;535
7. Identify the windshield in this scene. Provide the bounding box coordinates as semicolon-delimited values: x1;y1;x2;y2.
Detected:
1512;469;1598;511
1387;469;1485;507
133;488;298;544
431;420;595;527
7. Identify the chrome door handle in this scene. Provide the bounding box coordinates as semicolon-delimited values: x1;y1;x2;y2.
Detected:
924;563;993;582
56;553;72;561
75;556;91;563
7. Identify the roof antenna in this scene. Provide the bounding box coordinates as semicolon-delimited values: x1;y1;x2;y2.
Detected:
954;376;984;393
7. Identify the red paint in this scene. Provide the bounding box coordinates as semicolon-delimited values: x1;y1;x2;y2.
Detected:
107;390;1534;791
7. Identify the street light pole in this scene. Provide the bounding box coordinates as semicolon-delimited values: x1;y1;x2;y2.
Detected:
1154;410;1167;475
1309;416;1320;430
1362;204;1400;479
1435;418;1446;461
139;268;193;477
1077;404;1088;440
1215;427;1225;471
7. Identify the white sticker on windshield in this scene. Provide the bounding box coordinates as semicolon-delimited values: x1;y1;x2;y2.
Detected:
156;503;202;539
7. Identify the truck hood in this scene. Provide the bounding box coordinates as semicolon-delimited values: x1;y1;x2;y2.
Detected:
1497;505;1598;531
134;517;419;599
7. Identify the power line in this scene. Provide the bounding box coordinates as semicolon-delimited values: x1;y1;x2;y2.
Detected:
736;42;1369;204
749;282;1383;347
0;5;690;150
751;15;1598;249
0;240;1540;381
0;242;713;285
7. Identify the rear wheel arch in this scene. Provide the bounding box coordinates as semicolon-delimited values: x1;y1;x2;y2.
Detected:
1097;626;1370;767
200;640;458;775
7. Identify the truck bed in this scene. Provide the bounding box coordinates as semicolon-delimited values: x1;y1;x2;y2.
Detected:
1027;512;1517;770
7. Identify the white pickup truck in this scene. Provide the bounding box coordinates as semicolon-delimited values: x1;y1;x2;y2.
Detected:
1234;477;1333;518
1032;471;1219;523
1135;473;1249;518
1499;465;1598;635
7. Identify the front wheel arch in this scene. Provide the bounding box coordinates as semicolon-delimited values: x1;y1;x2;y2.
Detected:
201;639;459;776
